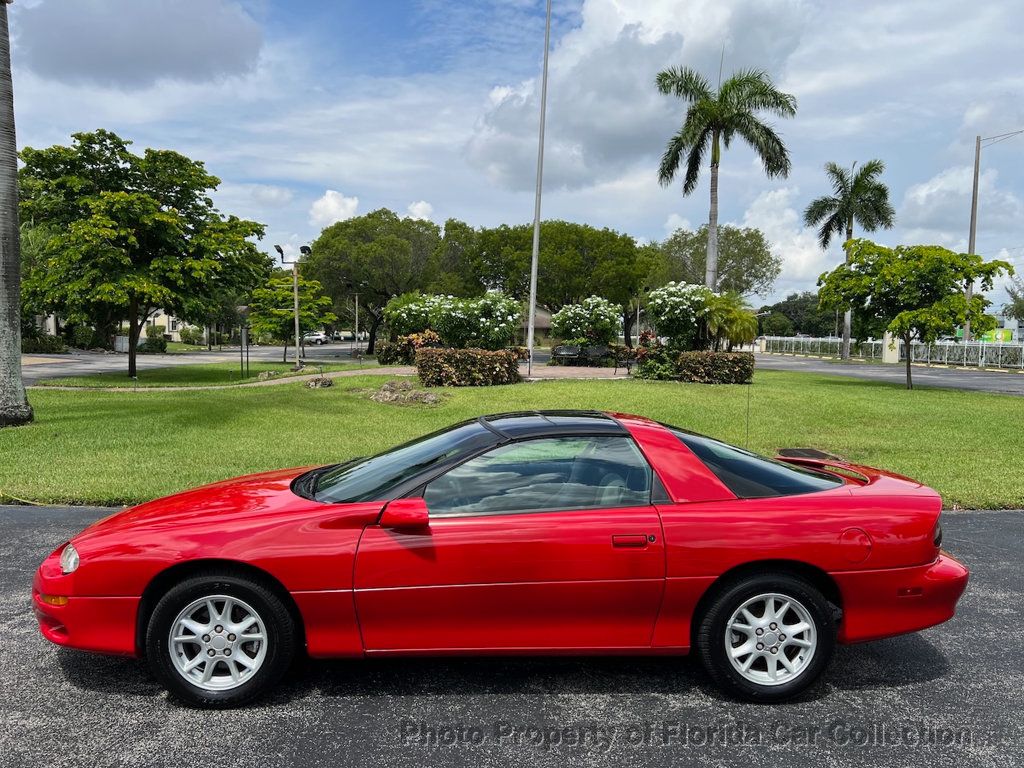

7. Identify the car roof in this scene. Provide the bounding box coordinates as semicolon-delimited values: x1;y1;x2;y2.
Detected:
480;410;626;439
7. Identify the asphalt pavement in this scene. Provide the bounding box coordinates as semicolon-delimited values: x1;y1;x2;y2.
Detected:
1;505;1020;767
756;353;1024;396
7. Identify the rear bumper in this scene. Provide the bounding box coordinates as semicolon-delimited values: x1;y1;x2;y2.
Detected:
833;552;969;643
32;569;139;656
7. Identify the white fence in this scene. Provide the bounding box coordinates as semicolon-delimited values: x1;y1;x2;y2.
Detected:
761;336;885;360
762;336;1024;369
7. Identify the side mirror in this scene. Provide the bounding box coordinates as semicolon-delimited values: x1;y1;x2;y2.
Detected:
379;497;430;530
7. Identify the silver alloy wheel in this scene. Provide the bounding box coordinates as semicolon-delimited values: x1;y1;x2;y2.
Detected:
168;594;268;691
724;592;817;686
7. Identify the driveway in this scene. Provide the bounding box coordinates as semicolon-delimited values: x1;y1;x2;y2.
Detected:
756;353;1024;396
1;506;1019;767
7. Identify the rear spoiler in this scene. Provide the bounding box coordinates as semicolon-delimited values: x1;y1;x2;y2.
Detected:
775;449;871;484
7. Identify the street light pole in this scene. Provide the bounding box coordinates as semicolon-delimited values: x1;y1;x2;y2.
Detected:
291;262;301;367
275;244;310;370
526;0;552;378
963;128;1023;342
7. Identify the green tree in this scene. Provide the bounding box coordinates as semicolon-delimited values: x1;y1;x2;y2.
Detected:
759;311;794;337
758;291;837;337
1004;275;1024;323
306;209;440;353
19;130;268;377
248;271;336;363
426;218;484;296
819;240;1011;389
0;4;31;426
661;224;781;296
656;67;796;289
803;160;896;359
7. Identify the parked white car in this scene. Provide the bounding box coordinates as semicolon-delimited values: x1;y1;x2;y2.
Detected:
302;331;330;345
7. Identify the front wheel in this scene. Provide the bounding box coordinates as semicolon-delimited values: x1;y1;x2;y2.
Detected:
145;573;296;708
696;573;837;703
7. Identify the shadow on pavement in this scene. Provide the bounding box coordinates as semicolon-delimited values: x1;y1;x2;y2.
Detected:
56;632;948;706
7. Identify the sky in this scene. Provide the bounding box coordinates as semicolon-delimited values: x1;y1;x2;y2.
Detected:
8;0;1024;305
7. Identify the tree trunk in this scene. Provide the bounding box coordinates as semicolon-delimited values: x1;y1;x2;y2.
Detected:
0;5;31;427
366;313;383;355
705;131;721;291
840;222;854;360
282;338;289;364
904;332;913;390
127;297;141;378
622;306;634;348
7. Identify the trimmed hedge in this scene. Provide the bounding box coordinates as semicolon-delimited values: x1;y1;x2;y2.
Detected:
22;334;68;354
633;348;754;383
675;351;754;384
415;348;521;387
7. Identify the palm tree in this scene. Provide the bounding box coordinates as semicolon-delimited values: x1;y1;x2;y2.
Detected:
803;160;895;358
656;67;796;290
0;1;32;427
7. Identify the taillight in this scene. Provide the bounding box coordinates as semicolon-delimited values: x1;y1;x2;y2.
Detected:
933;517;943;548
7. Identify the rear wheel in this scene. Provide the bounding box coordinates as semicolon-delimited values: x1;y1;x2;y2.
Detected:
696;573;836;702
146;573;296;708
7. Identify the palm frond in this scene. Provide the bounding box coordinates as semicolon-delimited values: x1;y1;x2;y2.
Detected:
655;66;713;102
720;68;797;117
731;114;791;178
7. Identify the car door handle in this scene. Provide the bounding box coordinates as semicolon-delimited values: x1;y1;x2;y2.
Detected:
612;534;649;548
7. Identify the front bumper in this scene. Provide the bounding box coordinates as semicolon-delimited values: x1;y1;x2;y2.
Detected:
32;564;139;656
833;552;969;644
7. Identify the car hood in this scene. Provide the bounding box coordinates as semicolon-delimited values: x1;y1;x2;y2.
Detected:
74;467;316;543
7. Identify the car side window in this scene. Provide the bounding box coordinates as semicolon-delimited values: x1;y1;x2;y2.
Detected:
423;436;653;517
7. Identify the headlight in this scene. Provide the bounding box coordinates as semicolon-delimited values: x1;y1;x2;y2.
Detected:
59;543;80;574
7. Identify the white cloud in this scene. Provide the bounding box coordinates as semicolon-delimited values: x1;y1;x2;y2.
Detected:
14;0;263;89
733;188;836;298
309;191;360;228
467;0;808;191
664;213;692;234
900;166;1024;248
407;200;435;220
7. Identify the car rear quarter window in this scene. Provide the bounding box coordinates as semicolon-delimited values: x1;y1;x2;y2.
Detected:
671;430;843;499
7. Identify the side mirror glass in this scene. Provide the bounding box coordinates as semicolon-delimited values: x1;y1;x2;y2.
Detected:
379;497;430;530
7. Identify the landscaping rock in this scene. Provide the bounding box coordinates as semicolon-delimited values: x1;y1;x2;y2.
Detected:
370;379;441;405
257;370;281;381
305;377;334;389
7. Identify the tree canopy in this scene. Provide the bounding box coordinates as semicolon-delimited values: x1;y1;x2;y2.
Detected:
305;209;441;353
661;224;781;297
819;240;1012;388
18;129;269;376
248;271;336;363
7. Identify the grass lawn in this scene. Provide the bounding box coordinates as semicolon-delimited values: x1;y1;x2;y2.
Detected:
35;361;369;388
1;370;1022;508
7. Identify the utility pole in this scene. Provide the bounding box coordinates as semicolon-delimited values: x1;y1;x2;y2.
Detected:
963;129;1023;342
526;0;552;378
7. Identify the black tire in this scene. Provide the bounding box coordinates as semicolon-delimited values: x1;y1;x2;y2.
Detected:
145;572;296;708
696;572;837;703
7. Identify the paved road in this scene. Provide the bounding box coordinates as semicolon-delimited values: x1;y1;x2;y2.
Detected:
756;353;1024;396
2;506;1019;767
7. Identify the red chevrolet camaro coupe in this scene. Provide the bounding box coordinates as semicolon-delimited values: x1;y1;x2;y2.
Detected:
34;410;968;707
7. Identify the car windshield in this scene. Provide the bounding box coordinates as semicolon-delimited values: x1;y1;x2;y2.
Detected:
308;420;497;503
669;428;843;499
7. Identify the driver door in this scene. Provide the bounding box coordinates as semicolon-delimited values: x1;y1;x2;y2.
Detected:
353;435;665;652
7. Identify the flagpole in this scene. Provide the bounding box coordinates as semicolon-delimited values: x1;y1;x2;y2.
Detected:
526;0;552;378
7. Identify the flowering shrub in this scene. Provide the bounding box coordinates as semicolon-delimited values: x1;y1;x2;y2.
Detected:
384;292;521;350
550;296;622;345
645;282;713;349
415;348;521;387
